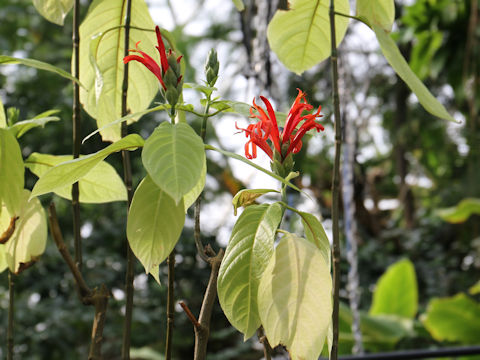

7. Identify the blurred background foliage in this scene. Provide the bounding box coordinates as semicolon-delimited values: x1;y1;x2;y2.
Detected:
0;0;479;359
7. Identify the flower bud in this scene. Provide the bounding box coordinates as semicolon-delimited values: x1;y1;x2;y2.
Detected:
204;48;219;86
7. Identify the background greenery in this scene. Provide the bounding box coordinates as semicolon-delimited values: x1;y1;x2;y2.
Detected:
0;0;479;358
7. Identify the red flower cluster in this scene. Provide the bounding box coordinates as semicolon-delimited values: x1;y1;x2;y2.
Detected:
123;26;182;91
238;89;324;162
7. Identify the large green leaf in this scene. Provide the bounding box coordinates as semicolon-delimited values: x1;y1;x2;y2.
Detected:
217;203;283;339
258;234;332;360
0;96;6;128
0;55;82;86
373;24;456;122
26;153;127;203
31;134;143;198
357;0;395;31
423;293;480;344
0;128;24;215
32;0;74;25
437;198;480;224
127;176;185;281
9;110;60;138
299;211;330;268
370;258;418;318
142;122;205;204
78;0;157;142
182;159;206;212
0;190;47;273
267;0;350;74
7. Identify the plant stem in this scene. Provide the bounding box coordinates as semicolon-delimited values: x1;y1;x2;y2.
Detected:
257;327;273;360
121;0;135;359
329;2;342;360
194;249;224;360
194;94;212;263
71;0;82;270
165;251;176;360
7;271;14;360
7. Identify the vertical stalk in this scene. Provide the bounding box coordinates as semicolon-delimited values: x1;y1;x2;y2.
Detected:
165;252;176;360
72;0;82;269
329;1;342;359
7;271;14;360
121;1;134;359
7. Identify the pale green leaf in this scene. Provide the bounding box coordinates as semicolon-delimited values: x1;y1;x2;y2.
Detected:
469;280;480;295
78;0;157;142
0;190;47;273
26;153;127;203
370;258;418;318
218;203;283;339
0;128;25;215
267;0;350;74
142;122;205;204
0;96;6;128
299;212;331;268
232;189;279;216
0;245;7;272
357;0;395;31
31;134;143;198
258;234;332;360
32;0;74;25
232;0;245;11
0;55;82;86
437;198;480;224
127;176;185;275
183;159;206;212
373;24;456;122
423;293;480;344
9;115;60;138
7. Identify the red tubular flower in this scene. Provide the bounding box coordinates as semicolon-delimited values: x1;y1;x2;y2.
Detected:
237;89;324;163
123;26;182;92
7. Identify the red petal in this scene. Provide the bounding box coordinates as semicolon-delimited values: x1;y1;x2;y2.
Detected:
155;26;169;74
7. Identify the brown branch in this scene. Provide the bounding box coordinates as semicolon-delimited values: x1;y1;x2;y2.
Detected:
165;251;176;360
0;216;19;244
180;301;201;329
257;326;273;360
330;2;343;360
72;0;82;269
7;271;14;360
194;249;224;360
48;202;109;358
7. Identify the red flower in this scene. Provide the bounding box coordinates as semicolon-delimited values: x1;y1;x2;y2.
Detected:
123;26;182;91
238;89;324;161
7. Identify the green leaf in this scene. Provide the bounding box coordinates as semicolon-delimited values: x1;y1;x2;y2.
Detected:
79;0;157;142
127;176;185;278
0;96;6;128
370;258;418;318
142;122;205;204
372;24;456;122
31;134;143;198
232;189;279;216
258;234;332;359
0;128;24;215
356;0;395;31
409;31;443;81
437;198;480;224
267;0;350;74
184;82;217;98
26;153;127;203
32;0;74;25
469;280;480;295
232;0;245;11
0;190;47;273
0;55;83;87
218;203;283;339
205;144;303;194
299;211;331;268
182;159;206;212
9;110;60;138
423;293;480;344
